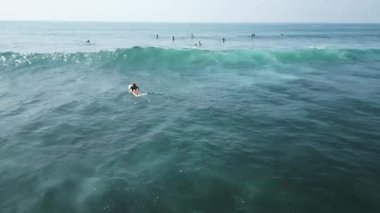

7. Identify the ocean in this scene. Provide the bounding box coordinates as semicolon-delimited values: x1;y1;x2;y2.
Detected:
0;22;380;213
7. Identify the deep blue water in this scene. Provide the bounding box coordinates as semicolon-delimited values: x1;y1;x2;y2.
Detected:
0;22;380;213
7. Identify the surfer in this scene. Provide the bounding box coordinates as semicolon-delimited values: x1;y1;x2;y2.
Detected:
222;38;225;43
129;83;139;92
86;40;95;45
129;83;140;96
156;34;159;39
172;36;175;42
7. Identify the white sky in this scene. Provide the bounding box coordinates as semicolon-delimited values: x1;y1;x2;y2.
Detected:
1;0;380;23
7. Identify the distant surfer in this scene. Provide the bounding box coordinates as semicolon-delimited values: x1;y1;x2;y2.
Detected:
222;38;225;43
156;34;159;39
194;41;202;47
86;40;95;45
172;36;175;42
251;33;255;39
129;83;140;96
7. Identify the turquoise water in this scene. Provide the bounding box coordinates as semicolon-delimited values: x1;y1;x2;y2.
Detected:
1;22;380;213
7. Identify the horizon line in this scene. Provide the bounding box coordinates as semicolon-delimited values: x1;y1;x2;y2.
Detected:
0;19;379;24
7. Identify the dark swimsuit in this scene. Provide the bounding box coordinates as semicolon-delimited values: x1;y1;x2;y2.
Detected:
130;85;139;91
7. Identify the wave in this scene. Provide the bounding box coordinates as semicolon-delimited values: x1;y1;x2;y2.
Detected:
1;47;380;71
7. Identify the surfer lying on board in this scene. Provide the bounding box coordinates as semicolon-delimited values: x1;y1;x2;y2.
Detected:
129;83;140;96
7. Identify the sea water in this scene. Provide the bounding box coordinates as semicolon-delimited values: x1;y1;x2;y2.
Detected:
0;22;380;213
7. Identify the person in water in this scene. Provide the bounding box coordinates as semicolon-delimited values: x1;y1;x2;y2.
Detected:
129;83;140;94
222;38;225;43
172;36;175;42
86;40;95;45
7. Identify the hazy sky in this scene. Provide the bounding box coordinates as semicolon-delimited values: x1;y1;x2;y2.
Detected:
1;0;380;23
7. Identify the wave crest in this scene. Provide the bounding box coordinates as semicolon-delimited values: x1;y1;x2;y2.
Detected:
1;47;379;71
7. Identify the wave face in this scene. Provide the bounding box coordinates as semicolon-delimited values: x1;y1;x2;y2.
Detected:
2;47;380;72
